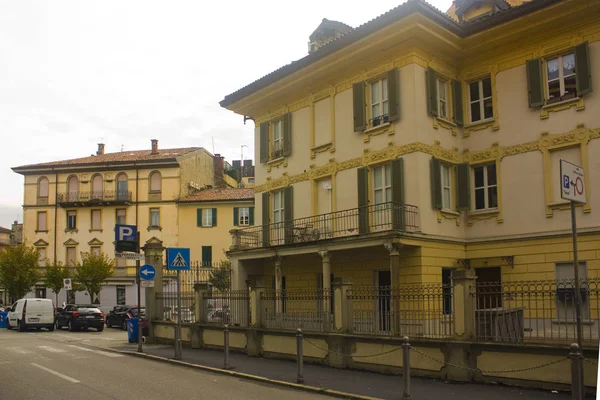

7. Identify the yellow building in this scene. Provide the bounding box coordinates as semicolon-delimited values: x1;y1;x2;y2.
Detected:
12;139;236;308
221;0;600;340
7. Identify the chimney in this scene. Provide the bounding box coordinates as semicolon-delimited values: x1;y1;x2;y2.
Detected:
151;139;158;155
97;143;105;155
213;153;226;189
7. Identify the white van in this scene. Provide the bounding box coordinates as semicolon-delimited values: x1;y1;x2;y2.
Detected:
7;298;55;332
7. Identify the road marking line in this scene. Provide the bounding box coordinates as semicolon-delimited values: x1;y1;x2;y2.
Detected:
68;345;123;358
38;345;67;353
30;363;79;383
0;361;12;364
7;347;33;354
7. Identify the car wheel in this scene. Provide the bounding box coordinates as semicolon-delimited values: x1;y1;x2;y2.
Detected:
6;320;12;330
68;320;76;332
97;325;104;332
18;319;26;332
48;324;55;332
106;317;112;328
122;320;127;331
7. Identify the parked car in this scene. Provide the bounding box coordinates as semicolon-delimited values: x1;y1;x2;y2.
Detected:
207;307;231;324
164;306;195;323
6;298;55;332
55;304;104;332
106;306;146;330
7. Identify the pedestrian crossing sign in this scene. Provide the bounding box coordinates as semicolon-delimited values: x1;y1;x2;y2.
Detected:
166;248;191;271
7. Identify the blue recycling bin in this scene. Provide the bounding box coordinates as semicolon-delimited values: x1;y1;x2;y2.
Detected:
0;312;7;329
127;318;138;343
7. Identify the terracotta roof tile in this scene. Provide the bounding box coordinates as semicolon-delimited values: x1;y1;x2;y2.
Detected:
179;188;254;203
0;226;13;234
13;147;203;171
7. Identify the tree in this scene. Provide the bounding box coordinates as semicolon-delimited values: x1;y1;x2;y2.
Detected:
209;259;231;293
43;261;71;308
74;252;115;304
0;243;41;300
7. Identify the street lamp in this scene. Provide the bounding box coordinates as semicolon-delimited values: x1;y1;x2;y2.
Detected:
240;145;248;187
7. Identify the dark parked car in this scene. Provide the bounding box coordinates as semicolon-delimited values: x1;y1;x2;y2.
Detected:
55;304;104;332
106;306;146;331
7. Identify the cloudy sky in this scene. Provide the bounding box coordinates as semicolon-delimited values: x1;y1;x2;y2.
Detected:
0;0;452;229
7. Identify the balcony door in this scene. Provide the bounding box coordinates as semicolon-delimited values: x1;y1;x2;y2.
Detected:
67;176;79;202
91;174;103;200
116;174;128;201
315;178;333;240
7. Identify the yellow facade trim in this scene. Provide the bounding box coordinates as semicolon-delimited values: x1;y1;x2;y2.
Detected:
540;97;585;120
433;117;457;136
363;123;395;143
437;210;461;226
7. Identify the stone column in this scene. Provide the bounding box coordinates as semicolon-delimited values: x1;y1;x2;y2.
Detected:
452;269;477;340
332;277;353;333
385;242;402;335
274;256;283;313
142;238;165;344
194;282;210;324
251;280;266;327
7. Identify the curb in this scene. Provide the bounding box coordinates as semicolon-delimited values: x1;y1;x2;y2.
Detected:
89;344;383;400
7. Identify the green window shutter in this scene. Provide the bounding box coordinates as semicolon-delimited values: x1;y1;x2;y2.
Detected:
249;207;255;226
430;158;442;210
233;207;239;226
284;186;294;245
212;208;217;227
282;112;292;157
452;80;464;126
357;167;369;234
387;69;400;123
426;67;438;117
260;122;269;163
353;81;366;132
456;163;470;211
575;41;593;96
201;246;212;267
391;158;404;204
261;192;269;246
196;208;202;227
526;58;544;108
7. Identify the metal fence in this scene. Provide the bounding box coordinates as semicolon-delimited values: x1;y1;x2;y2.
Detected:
156;292;195;323
202;289;250;327
261;289;333;332
473;278;600;343
349;284;454;339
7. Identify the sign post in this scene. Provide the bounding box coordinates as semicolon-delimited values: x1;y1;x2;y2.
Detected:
560;159;586;351
166;247;190;360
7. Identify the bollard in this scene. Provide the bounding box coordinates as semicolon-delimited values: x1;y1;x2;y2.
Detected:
296;328;304;384
223;324;230;370
402;336;412;400
569;343;584;400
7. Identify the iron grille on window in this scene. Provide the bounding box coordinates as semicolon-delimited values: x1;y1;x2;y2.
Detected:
370;114;389;128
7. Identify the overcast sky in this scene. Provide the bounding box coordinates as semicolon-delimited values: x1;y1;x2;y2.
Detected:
0;0;452;229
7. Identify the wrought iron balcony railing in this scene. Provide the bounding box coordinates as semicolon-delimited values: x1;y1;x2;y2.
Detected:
230;201;419;251
57;190;132;206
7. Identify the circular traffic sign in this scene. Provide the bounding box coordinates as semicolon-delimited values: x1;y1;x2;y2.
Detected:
139;264;156;280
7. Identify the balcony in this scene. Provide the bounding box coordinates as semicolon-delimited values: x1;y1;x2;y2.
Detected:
230;202;419;251
57;191;132;207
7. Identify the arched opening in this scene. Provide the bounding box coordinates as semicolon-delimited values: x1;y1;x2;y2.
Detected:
149;171;162;193
91;174;103;199
67;175;79;201
116;173;128;201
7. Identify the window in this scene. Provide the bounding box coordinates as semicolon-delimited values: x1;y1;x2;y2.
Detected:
202;246;212;267
67;175;79;201
370;77;389;126
438;78;448;119
67;210;77;230
91;174;103;199
91;209;101;231
203;209;212;227
197;208;217;227
38;177;49;201
116;209;126;225
91;246;101;256
38;247;47;267
239;207;250;226
37;211;47;231
442;268;454;315
373;164;392;205
116;173;128;200
149;171;161;193
272;119;283;157
473;164;498;210
441;164;452;210
469;77;493;122
149;208;160;227
546;52;576;102
116;286;126;305
272;190;284;224
66;247;76;267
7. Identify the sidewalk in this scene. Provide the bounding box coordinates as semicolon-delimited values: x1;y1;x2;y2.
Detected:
108;342;581;400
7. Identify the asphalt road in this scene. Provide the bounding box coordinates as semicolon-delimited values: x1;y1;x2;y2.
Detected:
0;328;332;400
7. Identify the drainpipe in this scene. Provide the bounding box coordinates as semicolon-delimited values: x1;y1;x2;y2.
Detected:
54;171;58;264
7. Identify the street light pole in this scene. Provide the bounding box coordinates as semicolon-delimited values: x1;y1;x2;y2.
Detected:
240;145;248;187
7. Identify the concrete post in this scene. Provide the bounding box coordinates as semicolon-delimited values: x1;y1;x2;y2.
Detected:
385;243;402;335
251;280;266;327
194;282;210;324
319;251;332;331
142;238;165;344
332;277;353;333
452;269;477;340
569;343;584;400
230;229;241;251
274;256;283;313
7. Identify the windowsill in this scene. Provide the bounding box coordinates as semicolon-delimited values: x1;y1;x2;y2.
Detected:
89;229;103;233
362;122;394;143
465;118;495;128
436;117;456;127
147;226;162;231
364;122;390;133
433;117;457;136
540;97;584;120
267;156;285;165
548;201;570;207
469;208;499;216
441;209;461;216
201;225;215;228
35;230;49;233
64;229;78;233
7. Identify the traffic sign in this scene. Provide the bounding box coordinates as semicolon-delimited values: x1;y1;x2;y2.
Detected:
560;160;586;204
141;280;155;288
63;278;72;291
115;224;138;253
140;264;156;280
115;252;145;261
167;248;191;271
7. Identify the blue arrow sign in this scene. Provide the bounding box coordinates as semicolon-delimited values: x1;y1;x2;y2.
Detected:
139;264;156;280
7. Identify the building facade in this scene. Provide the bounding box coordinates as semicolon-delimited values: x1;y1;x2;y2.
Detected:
12;140;240;309
221;0;600;321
